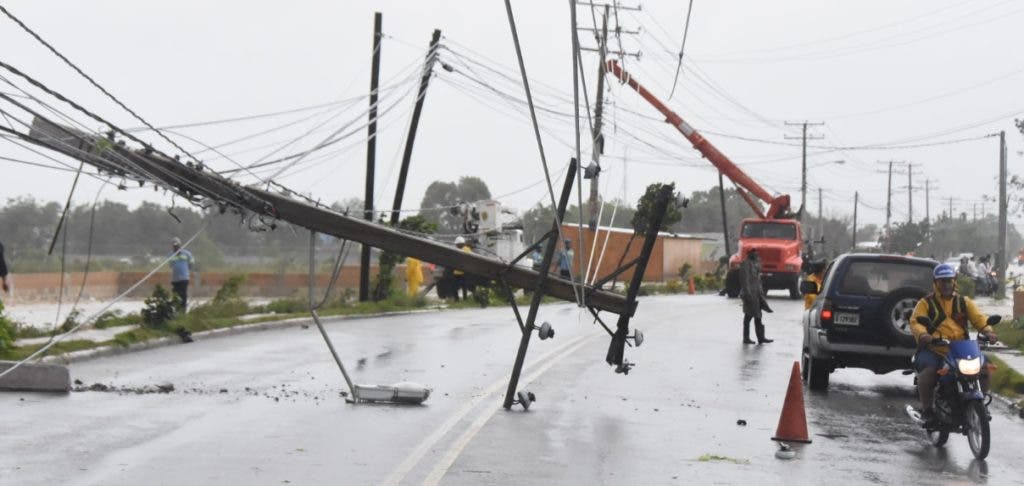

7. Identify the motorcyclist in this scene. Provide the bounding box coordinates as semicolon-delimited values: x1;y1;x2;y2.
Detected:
909;263;998;426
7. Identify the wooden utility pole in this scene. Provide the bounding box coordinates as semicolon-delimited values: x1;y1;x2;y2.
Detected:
924;179;931;223
390;28;442;226
949;197;953;221
784;121;824;219
360;12;383;302
997;130;1008;297
586;6;609;231
718;172;731;257
885;161;893;232
851;191;858;250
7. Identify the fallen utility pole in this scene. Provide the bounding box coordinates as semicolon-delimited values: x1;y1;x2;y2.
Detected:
21;115;638;316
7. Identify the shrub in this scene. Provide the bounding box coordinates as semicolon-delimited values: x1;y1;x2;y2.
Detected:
0;301;13;353
142;285;177;328
678;262;693;280
956;274;975;298
665;279;684;293
212;275;246;305
94;310;140;329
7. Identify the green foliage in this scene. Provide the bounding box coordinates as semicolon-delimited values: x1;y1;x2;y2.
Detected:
678;262;693;280
0;300;14;353
988;355;1024;399
260;298;309;314
142;285;177;328
418;176;492;234
883;216;1024;261
472;286;492;308
632;183;683;234
694;273;724;291
213;275;246;304
0;339;104;361
93;310;139;329
59;309;83;334
956;274;976;298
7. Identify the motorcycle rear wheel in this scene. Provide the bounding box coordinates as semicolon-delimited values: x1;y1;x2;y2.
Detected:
966;401;990;459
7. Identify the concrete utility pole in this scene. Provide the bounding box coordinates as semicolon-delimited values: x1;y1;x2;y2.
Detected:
949;197;953;221
784;121;824;219
360;12;383;302
997;130;1008;297
851;191;858;250
390;29;442;226
924;179;932;223
876;160;904;234
587;6;609;231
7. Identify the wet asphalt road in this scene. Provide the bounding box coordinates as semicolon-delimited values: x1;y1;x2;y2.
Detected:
2;294;1022;485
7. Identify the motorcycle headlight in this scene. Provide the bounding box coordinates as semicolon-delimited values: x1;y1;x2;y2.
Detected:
957;357;982;376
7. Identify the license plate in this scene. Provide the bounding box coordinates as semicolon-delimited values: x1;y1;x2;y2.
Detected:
834;312;860;326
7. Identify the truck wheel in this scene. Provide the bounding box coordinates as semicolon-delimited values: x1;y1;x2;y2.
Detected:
808;357;830;391
788;278;801;300
725;269;740;298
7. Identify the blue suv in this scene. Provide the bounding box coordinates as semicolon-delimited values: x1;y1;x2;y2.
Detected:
801;253;938;390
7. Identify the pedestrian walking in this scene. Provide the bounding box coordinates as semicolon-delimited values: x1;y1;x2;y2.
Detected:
739;249;773;345
557;239;574;280
169;237;195;312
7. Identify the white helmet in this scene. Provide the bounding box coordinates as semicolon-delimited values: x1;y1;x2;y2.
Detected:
454;236;466;245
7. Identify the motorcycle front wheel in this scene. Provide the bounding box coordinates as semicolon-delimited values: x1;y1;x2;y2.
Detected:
965;401;991;459
927;427;949;446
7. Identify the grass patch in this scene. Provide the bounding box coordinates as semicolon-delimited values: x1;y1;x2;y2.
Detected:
988;355;1024;400
0;339;111;361
1000;318;1024;351
697;454;749;465
94;310;141;329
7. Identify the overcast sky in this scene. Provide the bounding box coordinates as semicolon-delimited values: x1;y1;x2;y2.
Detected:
1;0;1022;231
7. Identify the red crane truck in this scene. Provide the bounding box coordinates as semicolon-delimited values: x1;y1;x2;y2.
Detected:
606;60;804;299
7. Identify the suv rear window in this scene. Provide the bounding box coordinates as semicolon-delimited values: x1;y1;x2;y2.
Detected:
837;260;934;296
741;222;797;240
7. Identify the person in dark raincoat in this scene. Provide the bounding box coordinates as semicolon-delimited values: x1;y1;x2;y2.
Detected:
739;249;773;344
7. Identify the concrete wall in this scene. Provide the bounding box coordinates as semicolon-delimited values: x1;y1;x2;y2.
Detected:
559;225;705;282
2;267;394;303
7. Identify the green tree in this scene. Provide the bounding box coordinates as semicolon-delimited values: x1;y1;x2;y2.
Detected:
372;216;437;301
418;176;492;234
631;183;683;234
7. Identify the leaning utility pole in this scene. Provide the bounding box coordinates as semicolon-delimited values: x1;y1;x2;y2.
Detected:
390;28;442;226
360;12;383;302
718;172;731;257
851;191;858;250
997;130;1008;297
586;5;609;231
784;121;824;219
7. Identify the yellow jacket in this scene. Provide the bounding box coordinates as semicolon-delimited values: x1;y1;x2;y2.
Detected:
453;245;471;276
909;288;991;356
405;257;423;295
803;273;822;310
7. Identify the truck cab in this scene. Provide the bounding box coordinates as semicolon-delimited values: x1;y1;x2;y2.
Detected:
725;218;803;299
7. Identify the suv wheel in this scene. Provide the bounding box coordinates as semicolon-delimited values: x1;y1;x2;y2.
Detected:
807;355;830;391
878;287;927;348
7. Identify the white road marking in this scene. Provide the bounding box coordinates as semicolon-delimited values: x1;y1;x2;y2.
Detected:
382;331;593;486
423;333;598;485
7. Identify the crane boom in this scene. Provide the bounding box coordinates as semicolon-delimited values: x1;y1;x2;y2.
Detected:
604;60;792;219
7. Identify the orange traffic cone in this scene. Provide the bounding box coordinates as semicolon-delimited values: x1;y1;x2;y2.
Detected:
771;361;812;443
687;276;696;295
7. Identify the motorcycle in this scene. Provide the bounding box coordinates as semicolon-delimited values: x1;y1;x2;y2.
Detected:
905;314;1001;460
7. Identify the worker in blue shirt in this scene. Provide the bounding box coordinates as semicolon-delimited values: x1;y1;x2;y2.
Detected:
169;237;195;311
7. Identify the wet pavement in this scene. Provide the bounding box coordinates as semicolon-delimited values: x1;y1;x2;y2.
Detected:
2;294;1022;485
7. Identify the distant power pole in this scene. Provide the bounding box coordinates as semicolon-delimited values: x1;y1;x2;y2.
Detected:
360;12;383;302
851;191;858;250
997;130;1008;297
948;197;953;221
906;163;913;223
817;187;823;237
784;121;825;219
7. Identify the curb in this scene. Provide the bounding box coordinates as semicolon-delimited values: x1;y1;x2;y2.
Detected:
37;307;446;365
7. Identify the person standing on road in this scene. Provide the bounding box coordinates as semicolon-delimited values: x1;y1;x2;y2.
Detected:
453;236;472;301
910;263;997;426
739;249;773;345
169;237;195;312
557;239;574;280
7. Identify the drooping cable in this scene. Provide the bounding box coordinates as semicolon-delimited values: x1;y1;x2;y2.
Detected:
668;0;695;100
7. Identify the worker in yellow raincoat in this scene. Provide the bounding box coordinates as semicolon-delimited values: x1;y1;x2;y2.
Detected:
406;256;423;297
